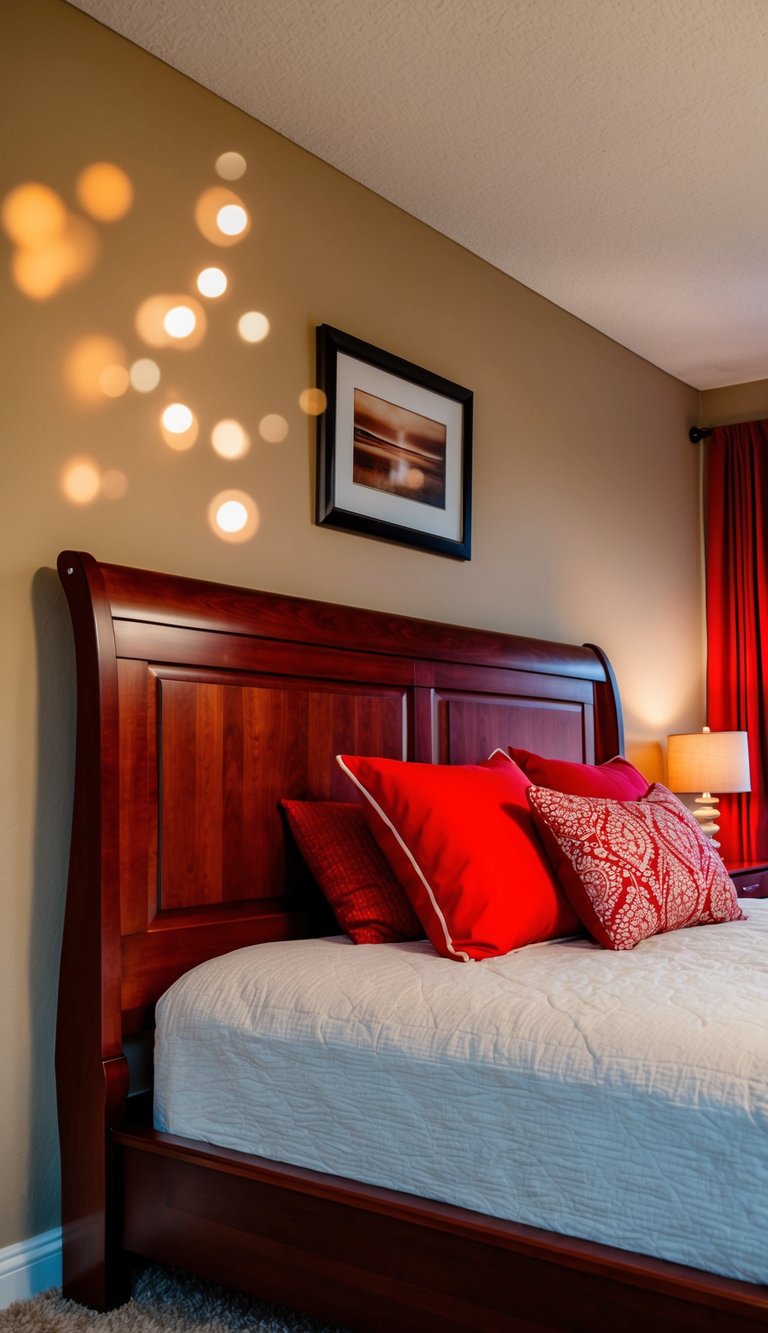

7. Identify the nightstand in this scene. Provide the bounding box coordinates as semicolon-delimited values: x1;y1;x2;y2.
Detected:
727;861;768;899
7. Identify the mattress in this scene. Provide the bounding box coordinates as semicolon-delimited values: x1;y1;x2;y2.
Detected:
154;903;768;1284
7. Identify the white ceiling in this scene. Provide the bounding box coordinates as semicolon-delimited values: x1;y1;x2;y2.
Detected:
67;0;768;390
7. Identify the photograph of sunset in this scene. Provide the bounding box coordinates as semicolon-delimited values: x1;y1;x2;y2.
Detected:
353;387;447;509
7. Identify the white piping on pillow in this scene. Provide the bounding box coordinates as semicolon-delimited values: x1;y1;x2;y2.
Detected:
336;755;471;963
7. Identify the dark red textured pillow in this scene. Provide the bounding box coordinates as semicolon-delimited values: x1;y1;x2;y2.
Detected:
337;750;580;962
509;749;648;799
282;800;422;944
526;782;745;951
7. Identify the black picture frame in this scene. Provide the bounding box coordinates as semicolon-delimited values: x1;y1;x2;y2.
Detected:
315;325;473;560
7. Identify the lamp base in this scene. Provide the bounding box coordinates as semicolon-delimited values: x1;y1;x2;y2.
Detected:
692;792;720;847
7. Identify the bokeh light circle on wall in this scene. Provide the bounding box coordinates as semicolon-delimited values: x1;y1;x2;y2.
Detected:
238;311;270;343
13;241;70;300
1;182;67;247
163;402;193;432
299;388;327;416
259;413;289;444
211;419;250;459
197;266;228;298
215;151;247;181
99;363;130;398
208;489;260;542
163;304;197;339
195;187;250;246
64;335;127;405
129;358;161;393
75;162;134;222
61;456;101;505
101;469;129;499
160;402;198;450
136;294;206;348
10;212;99;300
216;204;248;237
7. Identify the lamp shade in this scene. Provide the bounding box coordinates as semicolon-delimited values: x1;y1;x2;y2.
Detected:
667;728;751;795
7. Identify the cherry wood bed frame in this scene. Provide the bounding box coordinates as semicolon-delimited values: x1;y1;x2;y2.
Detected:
55;550;767;1332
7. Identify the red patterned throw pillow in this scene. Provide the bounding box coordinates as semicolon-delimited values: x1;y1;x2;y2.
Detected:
281;801;422;944
509;749;649;799
526;782;745;951
337;750;580;961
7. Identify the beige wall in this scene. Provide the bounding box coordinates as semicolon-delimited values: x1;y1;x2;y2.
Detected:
700;378;768;426
1;0;703;1249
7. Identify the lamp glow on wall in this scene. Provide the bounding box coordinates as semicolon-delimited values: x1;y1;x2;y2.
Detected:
667;727;751;845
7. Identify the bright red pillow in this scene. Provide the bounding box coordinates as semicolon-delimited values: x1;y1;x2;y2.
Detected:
282;800;422;944
526;782;745;951
336;750;580;962
509;749;648;799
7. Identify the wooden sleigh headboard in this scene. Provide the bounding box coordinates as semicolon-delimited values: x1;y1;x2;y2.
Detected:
55;549;623;1310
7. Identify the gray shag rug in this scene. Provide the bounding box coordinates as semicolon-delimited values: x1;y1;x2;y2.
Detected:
0;1266;351;1332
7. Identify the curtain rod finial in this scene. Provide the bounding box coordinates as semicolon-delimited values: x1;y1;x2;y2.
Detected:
689;426;713;444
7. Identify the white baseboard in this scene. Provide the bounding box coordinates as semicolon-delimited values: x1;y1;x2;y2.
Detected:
0;1228;62;1309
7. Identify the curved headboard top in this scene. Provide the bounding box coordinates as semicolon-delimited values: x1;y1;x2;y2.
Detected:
57;550;623;1038
60;549;615;683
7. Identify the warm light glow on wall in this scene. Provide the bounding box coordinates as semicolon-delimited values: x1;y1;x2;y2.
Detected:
163;304;197;339
208;489;259;542
75;162;134;222
61;456;101;505
211;419;250;459
9;208;99;300
162;402;194;433
9;149;271;525
64;335;127;405
4;167;132;303
135;294;206;349
194;187;251;246
259;413;289;443
1;182;67;247
299;387;327;416
129;358;160;393
101;469;129;500
98;363;130;398
196;266;227;298
215;151;246;181
12;241;70;300
160;402;198;449
216;498;249;533
216;203;248;237
237;311;269;343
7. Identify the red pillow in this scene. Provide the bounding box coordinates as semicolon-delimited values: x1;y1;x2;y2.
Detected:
509;749;648;799
526;782;745;951
282;801;422;944
336;750;580;962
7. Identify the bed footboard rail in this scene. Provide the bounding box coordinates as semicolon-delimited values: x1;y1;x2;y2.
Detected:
114;1127;768;1333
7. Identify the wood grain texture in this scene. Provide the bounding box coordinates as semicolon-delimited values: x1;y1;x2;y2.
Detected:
55;555;129;1309
116;1129;768;1333
64;550;767;1331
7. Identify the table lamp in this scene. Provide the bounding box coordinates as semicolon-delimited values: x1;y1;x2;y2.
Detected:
666;726;751;845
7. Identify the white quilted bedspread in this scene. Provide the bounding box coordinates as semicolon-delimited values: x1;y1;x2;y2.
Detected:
154;904;768;1283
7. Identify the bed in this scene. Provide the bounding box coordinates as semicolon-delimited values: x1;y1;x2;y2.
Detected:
55;550;768;1331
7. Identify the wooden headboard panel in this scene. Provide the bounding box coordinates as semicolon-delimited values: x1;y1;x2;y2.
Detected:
57;550;623;1045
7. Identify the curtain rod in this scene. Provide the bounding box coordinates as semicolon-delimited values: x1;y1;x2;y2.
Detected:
688;427;713;443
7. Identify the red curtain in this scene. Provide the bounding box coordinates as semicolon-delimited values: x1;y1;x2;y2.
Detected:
705;420;768;862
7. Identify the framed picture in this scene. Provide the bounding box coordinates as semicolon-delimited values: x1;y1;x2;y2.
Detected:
315;325;473;560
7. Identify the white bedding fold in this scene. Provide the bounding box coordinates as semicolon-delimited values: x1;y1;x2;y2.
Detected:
154;903;768;1284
